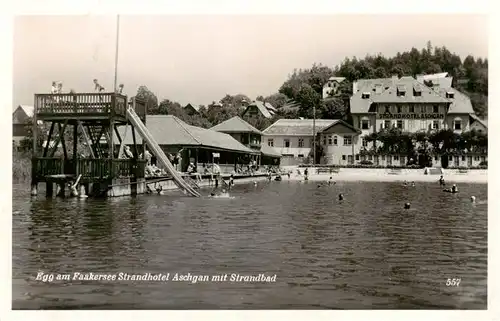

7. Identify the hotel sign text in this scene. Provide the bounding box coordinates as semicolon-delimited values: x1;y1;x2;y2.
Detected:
377;113;445;120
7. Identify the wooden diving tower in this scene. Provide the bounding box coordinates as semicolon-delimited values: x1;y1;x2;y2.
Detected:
30;92;148;197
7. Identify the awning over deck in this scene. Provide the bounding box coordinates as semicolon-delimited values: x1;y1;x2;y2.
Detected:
260;144;281;158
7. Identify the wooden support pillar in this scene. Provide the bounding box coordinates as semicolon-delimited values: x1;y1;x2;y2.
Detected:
73;122;78;175
46;182;53;197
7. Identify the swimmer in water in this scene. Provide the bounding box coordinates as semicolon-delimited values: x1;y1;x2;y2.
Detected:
471;196;476;203
451;184;458;193
338;193;344;201
439;175;445;186
411;181;415;187
403;180;408;186
328;177;335;185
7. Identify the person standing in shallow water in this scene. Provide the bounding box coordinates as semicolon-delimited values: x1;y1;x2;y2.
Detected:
304;168;309;181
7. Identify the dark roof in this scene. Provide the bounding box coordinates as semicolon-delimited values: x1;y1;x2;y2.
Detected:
210;116;262;134
114;115;258;154
242;101;272;118
262;119;337;136
184;103;200;112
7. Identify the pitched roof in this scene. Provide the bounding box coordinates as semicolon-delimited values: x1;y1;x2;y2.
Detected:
210;116;262;134
260;144;281;158
350;76;451;113
184;103;200;112
434;87;474;114
114;115;258;154
262;119;337;136
469;114;488;128
264;102;277;112
243;101;272;118
19;105;34;117
317;119;362;134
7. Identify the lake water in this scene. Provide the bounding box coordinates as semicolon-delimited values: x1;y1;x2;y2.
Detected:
12;180;488;309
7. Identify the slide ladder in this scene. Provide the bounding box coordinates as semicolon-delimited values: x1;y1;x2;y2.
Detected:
126;108;201;197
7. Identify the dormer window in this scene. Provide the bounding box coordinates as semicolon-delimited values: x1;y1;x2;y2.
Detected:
397;89;406;97
414;90;422;97
361;92;371;99
446;92;455;99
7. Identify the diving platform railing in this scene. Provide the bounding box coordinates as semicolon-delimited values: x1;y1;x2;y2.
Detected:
34;93;146;121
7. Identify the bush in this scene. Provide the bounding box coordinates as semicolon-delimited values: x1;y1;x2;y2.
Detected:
359;160;373;165
479;161;487;166
12;151;31;183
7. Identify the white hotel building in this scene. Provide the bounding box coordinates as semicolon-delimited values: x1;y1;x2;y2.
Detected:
262;73;487;168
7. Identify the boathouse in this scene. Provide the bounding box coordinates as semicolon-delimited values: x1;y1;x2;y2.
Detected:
116;115;259;174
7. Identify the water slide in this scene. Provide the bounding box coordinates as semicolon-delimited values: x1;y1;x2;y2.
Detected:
126;107;201;197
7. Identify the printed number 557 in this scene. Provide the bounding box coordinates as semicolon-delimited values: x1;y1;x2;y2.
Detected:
446;278;461;286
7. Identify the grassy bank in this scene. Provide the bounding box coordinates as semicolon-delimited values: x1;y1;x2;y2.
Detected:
12;151;31;184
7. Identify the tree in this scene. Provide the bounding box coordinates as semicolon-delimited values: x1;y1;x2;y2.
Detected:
136;86;159;114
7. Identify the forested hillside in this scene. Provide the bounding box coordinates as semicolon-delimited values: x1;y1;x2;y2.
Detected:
135;41;488;131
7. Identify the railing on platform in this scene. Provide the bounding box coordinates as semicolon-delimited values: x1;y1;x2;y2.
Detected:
34;93;129;118
32;157;147;180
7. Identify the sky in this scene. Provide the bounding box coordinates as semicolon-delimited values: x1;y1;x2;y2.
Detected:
13;14;488;108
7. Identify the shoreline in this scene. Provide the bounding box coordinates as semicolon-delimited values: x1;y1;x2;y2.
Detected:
279;167;487;184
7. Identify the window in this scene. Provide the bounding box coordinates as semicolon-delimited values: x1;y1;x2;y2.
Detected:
342;155;346;160
432;120;439;130
381;155;385;160
333;136;338;145
433;105;439;113
474;156;480;161
361;119;370;129
284;139;290;148
384;120;391;129
267;139;274;147
434;156;438;161
481;156;485;162
454;119;462;130
368;155;373;161
343;136;352;145
414;91;422;97
298;138;304;148
322;136;327;145
397;106;402;113
462;156;466;161
397;120;403;129
446;92;455;99
409;106;414;113
362;138;368;147
449;155;453;161
298;154;304;158
328;135;332;145
361;92;370;99
355;154;360;161
385;106;390;113
394;155;399;161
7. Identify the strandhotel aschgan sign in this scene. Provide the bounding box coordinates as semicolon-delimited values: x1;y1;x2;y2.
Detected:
377;112;445;119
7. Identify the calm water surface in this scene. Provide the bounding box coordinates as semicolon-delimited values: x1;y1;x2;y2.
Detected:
12;180;487;309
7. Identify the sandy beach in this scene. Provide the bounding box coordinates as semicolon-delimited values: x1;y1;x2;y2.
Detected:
279;167;488;184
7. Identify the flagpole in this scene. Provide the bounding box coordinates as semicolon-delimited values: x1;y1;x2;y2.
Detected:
313;105;316;165
113;15;120;92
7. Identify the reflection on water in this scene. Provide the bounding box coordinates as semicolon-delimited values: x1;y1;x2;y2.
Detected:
12;181;487;309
